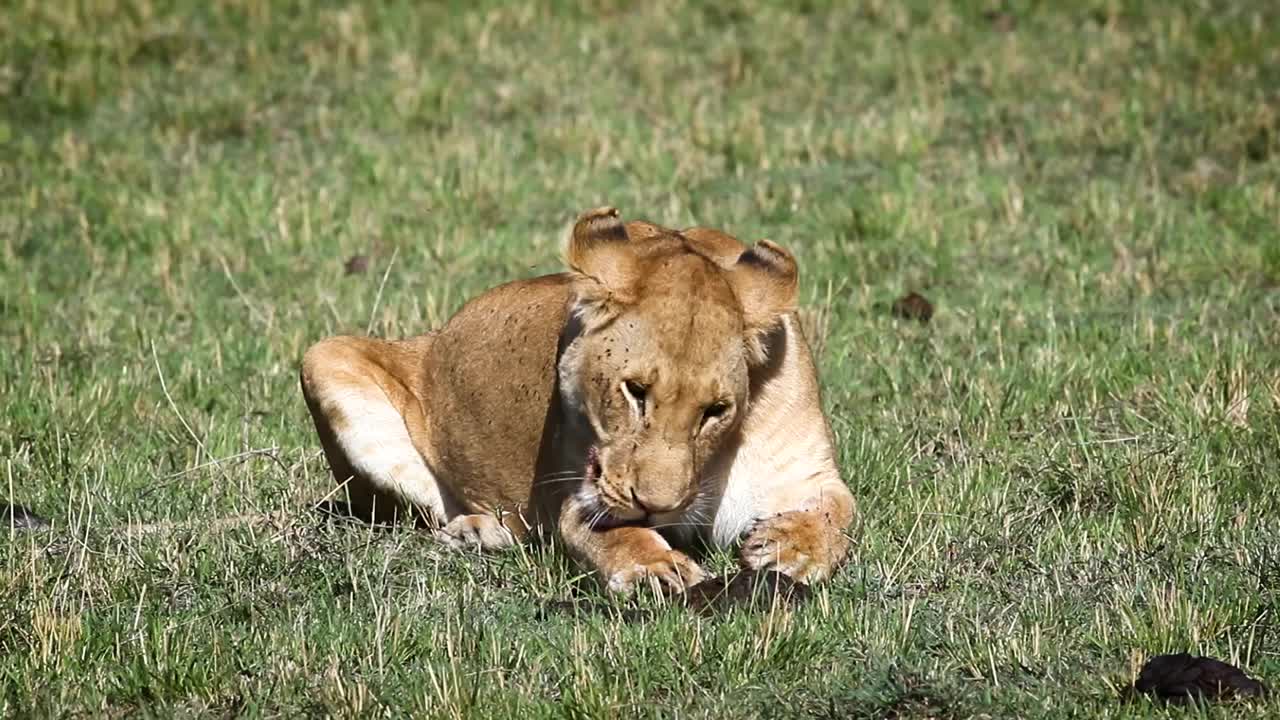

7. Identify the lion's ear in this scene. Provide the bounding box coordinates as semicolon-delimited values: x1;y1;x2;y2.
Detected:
624;220;669;242
728;239;798;341
680;227;747;269
564;207;639;302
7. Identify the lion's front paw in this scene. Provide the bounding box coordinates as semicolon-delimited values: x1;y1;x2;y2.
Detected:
436;514;515;551
605;548;706;595
739;510;849;583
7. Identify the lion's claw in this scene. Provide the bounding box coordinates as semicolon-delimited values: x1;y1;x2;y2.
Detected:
739;510;849;583
606;549;705;595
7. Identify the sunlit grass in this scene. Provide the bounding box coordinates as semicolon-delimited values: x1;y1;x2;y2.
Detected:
2;0;1278;717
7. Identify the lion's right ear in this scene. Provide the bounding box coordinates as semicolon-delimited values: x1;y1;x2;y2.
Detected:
564;206;639;304
727;239;798;361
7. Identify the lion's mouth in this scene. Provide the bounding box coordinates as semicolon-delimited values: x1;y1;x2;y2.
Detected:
585;445;602;486
579;445;637;530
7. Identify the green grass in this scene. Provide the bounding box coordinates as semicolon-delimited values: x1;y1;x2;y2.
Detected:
3;0;1279;716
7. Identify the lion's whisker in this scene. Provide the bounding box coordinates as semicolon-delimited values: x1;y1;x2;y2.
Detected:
536;472;588;482
647;520;712;531
535;476;587;487
587;509;609;530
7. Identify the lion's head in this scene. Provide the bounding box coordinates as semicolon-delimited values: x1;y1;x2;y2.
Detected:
556;207;798;528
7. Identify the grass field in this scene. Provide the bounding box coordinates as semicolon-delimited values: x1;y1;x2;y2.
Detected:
3;0;1280;716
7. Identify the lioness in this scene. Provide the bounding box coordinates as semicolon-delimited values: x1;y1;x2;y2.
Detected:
300;208;854;593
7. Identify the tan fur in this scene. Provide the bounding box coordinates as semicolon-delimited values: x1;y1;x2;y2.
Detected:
300;208;855;592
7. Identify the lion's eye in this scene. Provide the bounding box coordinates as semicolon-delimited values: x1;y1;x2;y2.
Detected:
622;380;648;417
701;401;730;430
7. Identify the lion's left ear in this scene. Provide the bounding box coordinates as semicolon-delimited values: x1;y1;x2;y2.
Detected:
728;239;798;335
564;206;639;304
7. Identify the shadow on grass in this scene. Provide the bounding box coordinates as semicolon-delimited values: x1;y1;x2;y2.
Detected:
536;568;813;621
314;500;815;618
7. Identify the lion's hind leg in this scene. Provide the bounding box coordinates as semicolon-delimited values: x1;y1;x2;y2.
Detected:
436;514;523;550
300;335;455;527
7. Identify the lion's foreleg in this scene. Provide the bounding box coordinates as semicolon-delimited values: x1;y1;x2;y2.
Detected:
558;495;705;594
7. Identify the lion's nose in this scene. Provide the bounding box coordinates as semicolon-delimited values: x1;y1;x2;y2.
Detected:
630;487;685;514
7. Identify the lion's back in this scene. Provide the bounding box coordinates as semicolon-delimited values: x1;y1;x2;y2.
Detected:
423;274;575;507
